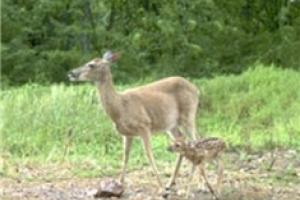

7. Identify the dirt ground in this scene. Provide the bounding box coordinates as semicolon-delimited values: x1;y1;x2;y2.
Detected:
1;150;300;200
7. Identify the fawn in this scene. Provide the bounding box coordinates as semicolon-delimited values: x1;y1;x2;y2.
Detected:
168;137;226;199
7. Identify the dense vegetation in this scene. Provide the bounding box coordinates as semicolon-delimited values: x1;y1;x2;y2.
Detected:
2;0;300;86
1;66;299;176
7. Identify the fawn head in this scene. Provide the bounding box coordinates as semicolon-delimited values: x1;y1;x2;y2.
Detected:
167;138;187;154
68;51;120;82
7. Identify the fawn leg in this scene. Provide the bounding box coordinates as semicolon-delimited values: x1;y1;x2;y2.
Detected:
216;159;224;195
119;136;133;183
166;127;185;189
141;132;163;187
198;165;205;191
186;164;196;199
199;164;219;200
166;154;183;189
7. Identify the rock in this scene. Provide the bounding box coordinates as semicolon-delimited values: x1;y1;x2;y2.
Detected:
94;179;124;198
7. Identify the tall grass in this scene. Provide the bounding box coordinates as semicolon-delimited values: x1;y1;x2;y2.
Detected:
1;65;300;177
197;65;300;149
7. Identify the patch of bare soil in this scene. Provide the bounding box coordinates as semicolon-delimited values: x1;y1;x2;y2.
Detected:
1;150;300;200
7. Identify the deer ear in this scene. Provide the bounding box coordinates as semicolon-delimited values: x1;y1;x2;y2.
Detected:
103;51;120;63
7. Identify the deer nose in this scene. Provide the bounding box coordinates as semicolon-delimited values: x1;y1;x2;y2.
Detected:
67;71;80;81
68;71;78;79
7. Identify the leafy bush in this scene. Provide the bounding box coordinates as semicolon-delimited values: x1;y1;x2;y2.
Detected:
2;0;300;86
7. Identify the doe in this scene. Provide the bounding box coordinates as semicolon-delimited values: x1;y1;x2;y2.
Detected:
68;51;199;188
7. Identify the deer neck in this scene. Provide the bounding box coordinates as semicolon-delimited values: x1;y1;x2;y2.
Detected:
96;69;122;121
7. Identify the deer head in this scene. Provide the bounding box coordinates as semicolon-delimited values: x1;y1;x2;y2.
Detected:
68;51;120;82
167;138;188;153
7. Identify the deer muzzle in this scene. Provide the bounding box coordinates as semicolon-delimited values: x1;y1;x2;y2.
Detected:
68;70;80;81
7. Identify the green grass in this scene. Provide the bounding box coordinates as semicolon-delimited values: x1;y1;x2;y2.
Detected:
196;65;300;150
1;64;300;178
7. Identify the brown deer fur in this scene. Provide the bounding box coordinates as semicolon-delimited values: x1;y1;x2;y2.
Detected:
68;51;199;187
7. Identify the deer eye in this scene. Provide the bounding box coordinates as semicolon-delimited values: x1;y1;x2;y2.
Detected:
88;64;95;69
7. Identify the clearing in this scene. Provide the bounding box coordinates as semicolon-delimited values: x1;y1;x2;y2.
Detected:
1;149;300;200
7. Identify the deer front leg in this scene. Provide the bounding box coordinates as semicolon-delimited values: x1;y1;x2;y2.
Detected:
166;127;184;189
166;154;183;189
119;136;133;184
141;132;163;187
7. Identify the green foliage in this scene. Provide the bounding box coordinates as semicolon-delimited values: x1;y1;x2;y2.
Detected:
197;65;300;149
1;0;300;85
1;66;300;175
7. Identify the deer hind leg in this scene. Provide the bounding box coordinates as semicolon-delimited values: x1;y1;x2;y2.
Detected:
183;121;197;140
178;114;197;141
216;158;224;195
199;164;219;200
166;120;197;190
141;131;163;187
179;96;198;140
119;136;133;184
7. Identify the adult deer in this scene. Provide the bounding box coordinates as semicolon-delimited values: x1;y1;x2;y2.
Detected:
68;51;199;188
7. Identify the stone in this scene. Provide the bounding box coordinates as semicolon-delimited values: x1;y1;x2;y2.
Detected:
94;179;124;198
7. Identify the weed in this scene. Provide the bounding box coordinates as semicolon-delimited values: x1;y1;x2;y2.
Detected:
1;65;300;177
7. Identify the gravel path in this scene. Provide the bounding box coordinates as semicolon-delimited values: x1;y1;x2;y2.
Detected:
1;150;300;200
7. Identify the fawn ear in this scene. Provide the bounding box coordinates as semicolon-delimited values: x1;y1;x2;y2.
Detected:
103;51;120;63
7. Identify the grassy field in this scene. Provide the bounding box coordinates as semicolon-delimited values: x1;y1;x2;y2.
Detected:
1;65;300;178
